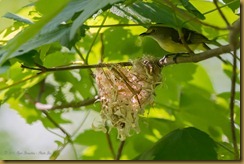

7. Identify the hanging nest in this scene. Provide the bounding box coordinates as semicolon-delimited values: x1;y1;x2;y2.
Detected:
95;56;162;140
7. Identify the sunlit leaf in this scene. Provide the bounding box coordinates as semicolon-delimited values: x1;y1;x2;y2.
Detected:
3;12;33;24
180;0;205;20
0;0;71;65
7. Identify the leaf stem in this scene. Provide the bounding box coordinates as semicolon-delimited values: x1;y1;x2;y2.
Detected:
116;140;125;160
105;131;116;159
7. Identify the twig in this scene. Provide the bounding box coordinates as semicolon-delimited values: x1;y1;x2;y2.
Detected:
21;62;133;72
36;79;76;159
85;13;108;64
100;33;105;63
213;0;231;28
159;0;229;30
116;140;125;160
72;110;91;137
159;44;237;66
106;131;116;159
228;18;240;160
87;24;151;28
229;44;239;160
48;97;98;110
0;72;44;91
74;45;86;62
42;111;71;138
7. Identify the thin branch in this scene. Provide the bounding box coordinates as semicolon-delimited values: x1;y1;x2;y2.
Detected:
116;140;125;160
228;18;240;160
72;110;91;137
74;45;86;61
85;13;108;64
21;62;133;72
100;33;105;63
229;49;239;159
229;18;240;51
159;44;238;66
87;24;150;28
0;72;44;91
213;0;231;28
74;43;98;95
159;0;229;30
42;111;71;138
48;97;98;110
106;131;116;159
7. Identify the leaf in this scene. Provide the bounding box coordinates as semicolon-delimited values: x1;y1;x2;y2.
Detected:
0;25;71;63
154;63;198;108
0;0;71;65
180;0;205;20
177;84;232;141
111;2;183;28
43;51;75;67
222;62;240;84
74;130;116;159
7;98;42;124
222;0;240;12
103;27;141;60
3;12;33;24
70;0;122;39
41;111;72;129
135;127;217;160
39;0;90;34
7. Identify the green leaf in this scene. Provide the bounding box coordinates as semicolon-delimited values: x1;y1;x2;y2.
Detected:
103;27;141;60
154;63;198;108
43;51;75;67
3;12;33;24
222;62;240;84
111;2;183;28
41;111;72;129
222;0;240;12
49;150;60;160
177;84;232;141
74;130;117;159
180;0;205;20
0;25;70;63
0;0;71;65
135;127;217;160
7;98;42;124
70;0;122;39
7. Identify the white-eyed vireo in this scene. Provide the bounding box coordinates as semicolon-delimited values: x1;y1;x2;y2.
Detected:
139;26;210;53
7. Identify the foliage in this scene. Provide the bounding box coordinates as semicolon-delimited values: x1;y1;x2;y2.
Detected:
0;0;240;160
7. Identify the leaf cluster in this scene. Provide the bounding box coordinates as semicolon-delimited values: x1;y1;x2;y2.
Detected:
0;0;240;160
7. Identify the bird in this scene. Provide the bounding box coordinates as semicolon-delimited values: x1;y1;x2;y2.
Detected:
139;26;211;53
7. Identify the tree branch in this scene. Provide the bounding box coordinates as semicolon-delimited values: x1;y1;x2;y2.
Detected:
48;97;98;110
228;17;240;160
21;62;133;72
159;44;238;66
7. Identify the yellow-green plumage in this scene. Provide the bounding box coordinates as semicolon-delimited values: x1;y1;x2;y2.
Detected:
140;26;209;53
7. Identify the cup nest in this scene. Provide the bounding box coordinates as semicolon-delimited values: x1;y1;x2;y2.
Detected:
95;56;162;140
